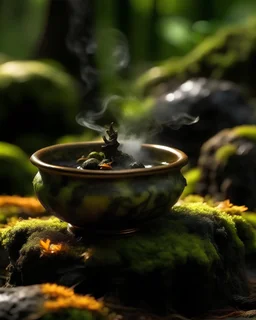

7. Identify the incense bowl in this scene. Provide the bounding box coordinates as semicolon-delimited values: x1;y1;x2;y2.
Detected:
30;142;188;234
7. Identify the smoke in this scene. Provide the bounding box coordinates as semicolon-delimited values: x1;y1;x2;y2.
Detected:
96;28;130;73
67;0;199;152
151;90;200;131
153;110;199;131
66;0;98;95
75;95;122;134
67;0;129;97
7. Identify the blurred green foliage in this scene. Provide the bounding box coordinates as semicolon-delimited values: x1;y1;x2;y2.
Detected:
0;0;49;59
127;0;256;64
1;0;256;66
0;142;36;196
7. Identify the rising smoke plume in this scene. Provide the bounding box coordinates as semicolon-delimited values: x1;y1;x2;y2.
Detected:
66;0;199;147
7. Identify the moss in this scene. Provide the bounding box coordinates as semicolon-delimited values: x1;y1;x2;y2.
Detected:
232;125;256;142
173;203;243;248
180;197;256;256
0;217;67;256
0;141;37;196
242;211;256;228
2;202;253;266
181;168;202;198
0;202;247;270
232;214;256;255
136;18;256;95
114;219;218;273
215;144;237;163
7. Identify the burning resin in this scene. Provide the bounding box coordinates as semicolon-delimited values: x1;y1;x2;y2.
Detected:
76;123;145;170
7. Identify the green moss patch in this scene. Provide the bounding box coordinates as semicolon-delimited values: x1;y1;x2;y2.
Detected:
232;125;256;142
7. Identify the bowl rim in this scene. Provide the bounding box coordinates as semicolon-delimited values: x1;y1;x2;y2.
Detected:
30;142;188;178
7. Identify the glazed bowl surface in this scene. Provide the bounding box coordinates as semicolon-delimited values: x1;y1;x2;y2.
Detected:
30;142;188;233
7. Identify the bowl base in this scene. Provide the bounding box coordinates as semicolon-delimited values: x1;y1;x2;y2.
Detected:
67;223;139;238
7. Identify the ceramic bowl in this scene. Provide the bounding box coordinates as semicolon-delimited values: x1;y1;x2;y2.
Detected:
30;142;188;234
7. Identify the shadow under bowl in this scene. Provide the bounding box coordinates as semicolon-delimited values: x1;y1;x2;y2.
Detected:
30;142;188;234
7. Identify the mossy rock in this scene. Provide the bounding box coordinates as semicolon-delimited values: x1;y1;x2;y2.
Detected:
0;60;81;154
194;125;256;210
1;201;254;317
136;18;256;97
0;141;37;196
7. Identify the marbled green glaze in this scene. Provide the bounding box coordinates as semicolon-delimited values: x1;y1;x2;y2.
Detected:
31;143;187;231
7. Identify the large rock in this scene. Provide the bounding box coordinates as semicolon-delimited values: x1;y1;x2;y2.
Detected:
0;60;81;154
149;78;255;165
195;125;256;210
1;201;253;317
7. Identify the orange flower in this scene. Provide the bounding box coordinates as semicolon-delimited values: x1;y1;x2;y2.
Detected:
40;239;63;257
217;199;232;209
217;199;248;215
